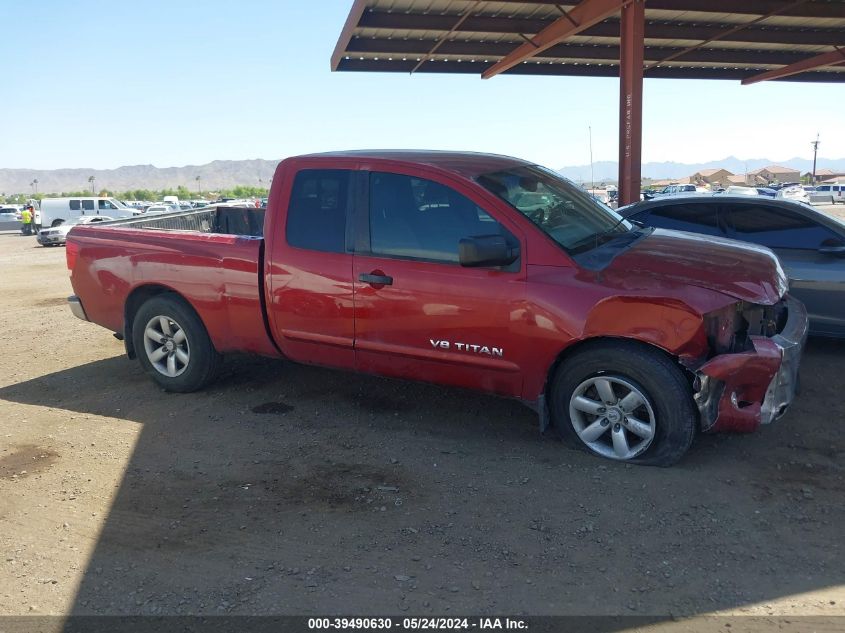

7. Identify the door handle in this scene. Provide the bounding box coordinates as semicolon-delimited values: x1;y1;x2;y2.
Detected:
359;272;393;286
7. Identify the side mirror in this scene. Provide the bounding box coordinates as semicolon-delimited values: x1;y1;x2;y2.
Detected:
818;244;845;257
459;235;519;267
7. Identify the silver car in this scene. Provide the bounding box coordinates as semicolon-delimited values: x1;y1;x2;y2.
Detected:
619;196;845;338
37;215;114;246
0;207;21;222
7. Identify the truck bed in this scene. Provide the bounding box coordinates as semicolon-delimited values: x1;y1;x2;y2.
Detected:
67;205;278;357
99;205;265;236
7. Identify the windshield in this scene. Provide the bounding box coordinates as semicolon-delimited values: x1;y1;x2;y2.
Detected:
107;198;128;209
477;165;631;254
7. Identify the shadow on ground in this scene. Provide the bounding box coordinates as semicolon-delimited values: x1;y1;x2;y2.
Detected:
0;339;843;619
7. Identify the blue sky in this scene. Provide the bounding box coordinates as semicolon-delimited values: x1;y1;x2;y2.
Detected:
1;0;843;170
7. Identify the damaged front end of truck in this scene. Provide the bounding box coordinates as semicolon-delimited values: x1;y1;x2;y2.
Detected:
691;295;808;433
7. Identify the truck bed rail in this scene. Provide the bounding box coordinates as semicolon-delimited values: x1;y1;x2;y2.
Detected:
96;206;265;237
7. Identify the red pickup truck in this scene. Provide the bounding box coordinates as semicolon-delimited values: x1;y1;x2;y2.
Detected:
66;151;808;465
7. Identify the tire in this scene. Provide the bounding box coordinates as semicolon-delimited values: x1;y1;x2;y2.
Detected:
550;340;697;466
132;294;221;392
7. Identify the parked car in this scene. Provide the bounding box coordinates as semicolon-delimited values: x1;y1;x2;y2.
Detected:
144;204;180;215
37;215;115;246
756;188;777;198
39;197;134;229
724;186;759;196
654;184;708;196
66;151;807;466
815;184;845;204
776;185;810;204
587;190;611;205
618;195;845;337
0;206;21;222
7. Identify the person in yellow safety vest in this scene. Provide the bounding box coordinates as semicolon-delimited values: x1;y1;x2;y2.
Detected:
21;207;32;235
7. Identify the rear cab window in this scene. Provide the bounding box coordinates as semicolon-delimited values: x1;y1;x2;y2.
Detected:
285;169;350;253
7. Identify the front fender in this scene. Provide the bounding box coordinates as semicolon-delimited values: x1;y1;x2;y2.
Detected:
583;296;709;359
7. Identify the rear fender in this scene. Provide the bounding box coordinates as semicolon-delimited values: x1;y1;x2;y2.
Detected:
123;284;186;359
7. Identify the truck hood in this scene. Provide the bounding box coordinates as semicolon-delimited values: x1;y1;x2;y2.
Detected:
605;228;788;305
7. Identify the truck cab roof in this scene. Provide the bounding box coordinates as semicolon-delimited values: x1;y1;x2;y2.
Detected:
294;150;532;179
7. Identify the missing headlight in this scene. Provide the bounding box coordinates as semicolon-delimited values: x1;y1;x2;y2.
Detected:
742;300;788;337
704;300;788;357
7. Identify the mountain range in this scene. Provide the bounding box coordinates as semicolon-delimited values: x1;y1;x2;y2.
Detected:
2;155;844;194
0;159;280;196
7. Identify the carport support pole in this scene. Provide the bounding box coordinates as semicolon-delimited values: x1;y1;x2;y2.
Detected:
618;0;644;207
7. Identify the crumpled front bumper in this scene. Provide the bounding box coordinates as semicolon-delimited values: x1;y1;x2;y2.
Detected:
694;295;808;433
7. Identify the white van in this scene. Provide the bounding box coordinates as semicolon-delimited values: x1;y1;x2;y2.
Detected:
814;184;845;204
39;197;134;228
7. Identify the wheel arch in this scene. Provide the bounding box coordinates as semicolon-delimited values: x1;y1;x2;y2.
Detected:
123;284;207;359
539;335;695;420
544;335;699;465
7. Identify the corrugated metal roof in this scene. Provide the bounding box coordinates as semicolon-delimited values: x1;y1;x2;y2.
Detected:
332;0;845;82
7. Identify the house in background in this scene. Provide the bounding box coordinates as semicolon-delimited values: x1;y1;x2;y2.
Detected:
803;168;845;184
726;174;748;186
691;168;734;188
747;165;800;185
649;176;693;189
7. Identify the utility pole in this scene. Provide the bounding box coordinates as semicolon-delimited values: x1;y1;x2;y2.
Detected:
195;175;201;195
588;125;594;192
811;133;820;184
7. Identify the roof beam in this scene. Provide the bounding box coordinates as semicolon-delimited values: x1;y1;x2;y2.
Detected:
410;1;483;74
480;0;628;79
742;46;845;84
336;58;845;82
330;0;367;71
646;0;809;70
490;0;845;18
346;37;816;66
356;11;845;47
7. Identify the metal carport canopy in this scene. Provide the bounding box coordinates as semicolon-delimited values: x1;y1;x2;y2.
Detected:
331;0;845;205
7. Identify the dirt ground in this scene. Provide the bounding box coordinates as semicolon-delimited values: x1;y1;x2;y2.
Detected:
0;218;844;626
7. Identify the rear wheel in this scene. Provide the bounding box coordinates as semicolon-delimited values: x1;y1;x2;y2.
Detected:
550;340;697;466
132;294;221;392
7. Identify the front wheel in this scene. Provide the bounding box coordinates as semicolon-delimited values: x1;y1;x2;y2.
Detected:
550;340;697;466
132;294;221;392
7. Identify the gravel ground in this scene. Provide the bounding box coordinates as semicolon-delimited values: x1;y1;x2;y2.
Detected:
0;223;843;624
